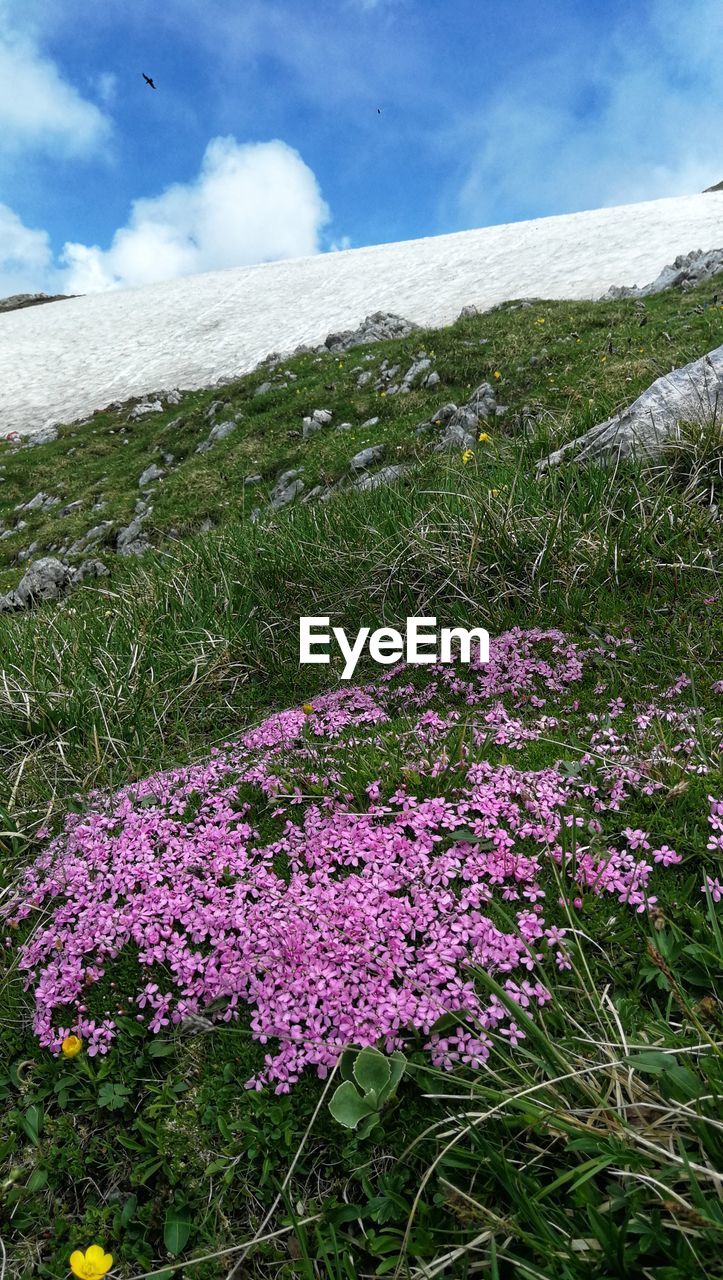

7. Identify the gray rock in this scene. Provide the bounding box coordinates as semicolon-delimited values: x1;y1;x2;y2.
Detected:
255;381;273;397
271;480;304;508
434;420;477;452
353;464;410;491
243;474;262;487
0;291;70;314
425;371;441;388
0;557;73;612
196;441;213;454
117;516;150;557
311;408;333;426
71;558;109;584
323;311;419;354
301;485;326;504
356;371;373;388
399;357;431;392
466;382;497;419
199;519;215;533
336;422;353;432
208;421;236;443
138;463;164;488
361;416;380;428
302;417;322;440
458;304;480;319
16;492;58;512
350;445;385;471
161;452;176;465
205;400;225;419
23;426;58;447
130;399;164;420
539;342;723;469
17;541;40;563
602;247;723;300
270;469;305;508
66;523;111;556
60;500;84;516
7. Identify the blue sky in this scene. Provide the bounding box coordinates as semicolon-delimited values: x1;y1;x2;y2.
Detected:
1;0;721;294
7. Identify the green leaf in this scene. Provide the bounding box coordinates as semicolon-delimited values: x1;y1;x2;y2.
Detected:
164;1203;192;1256
27;1168;48;1192
120;1194;137;1228
20;1104;43;1145
385;1051;407;1097
328;1080;376;1130
625;1051;677;1076
353;1047;391;1098
148;1040;176;1058
97;1082;131;1111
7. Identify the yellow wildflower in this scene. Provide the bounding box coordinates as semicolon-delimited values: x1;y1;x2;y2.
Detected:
461;449;474;465
302;703;314;715
478;432;491;443
69;1245;113;1280
536;317;545;325
61;1035;82;1059
493;370;502;380
489;488;499;497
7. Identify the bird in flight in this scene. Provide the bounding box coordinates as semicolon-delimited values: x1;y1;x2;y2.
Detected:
142;73;157;89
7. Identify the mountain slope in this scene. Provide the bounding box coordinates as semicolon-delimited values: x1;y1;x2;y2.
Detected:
1;191;722;437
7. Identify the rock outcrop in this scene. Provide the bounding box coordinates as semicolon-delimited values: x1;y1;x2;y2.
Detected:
321;312;419;354
0;292;72;315
602;247;723;300
0;556;108;612
539;343;723;469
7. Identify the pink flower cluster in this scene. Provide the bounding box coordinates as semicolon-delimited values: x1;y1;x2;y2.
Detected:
4;629;712;1091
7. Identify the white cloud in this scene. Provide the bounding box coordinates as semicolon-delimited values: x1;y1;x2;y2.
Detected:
60;137;331;293
0;202;53;296
0;28;110;157
447;0;723;226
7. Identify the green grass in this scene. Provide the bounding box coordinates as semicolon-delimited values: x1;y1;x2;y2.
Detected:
0;275;722;1278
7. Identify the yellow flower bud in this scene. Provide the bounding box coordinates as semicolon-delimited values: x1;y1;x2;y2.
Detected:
61;1035;83;1059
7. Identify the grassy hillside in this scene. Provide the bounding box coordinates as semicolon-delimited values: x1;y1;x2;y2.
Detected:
0;276;722;1280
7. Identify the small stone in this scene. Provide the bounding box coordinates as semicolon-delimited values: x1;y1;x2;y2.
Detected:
24;426;58;447
354;464;410;491
71;558;109;584
130;400;163;420
0;557;73;612
312;408;333;426
208;421;236;443
301;485;325;504
138;463;164;488
350;445;385;471
302;417;322;440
